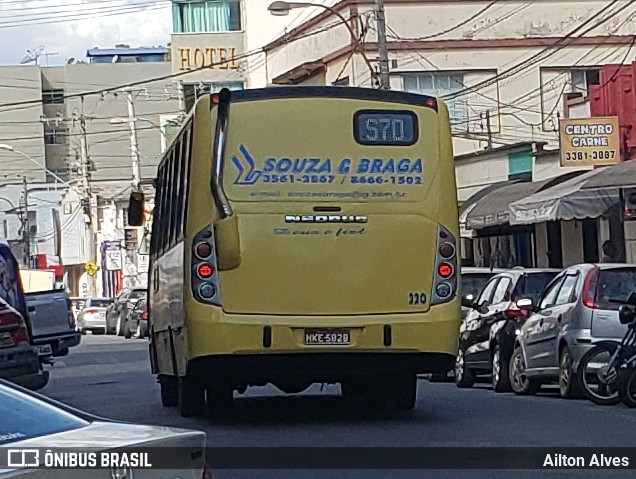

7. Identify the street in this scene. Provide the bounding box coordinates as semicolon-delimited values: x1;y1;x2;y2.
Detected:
40;335;636;478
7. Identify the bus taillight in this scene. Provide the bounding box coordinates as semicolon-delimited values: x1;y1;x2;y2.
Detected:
431;225;457;305
191;225;221;306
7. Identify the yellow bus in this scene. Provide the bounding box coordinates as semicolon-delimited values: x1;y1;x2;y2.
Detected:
128;86;460;417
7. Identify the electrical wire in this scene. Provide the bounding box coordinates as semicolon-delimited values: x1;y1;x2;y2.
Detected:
385;0;501;41
444;0;631;101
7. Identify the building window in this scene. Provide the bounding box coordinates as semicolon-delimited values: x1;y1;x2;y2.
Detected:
172;1;242;33
44;126;67;145
571;69;600;96
1;220;7;239
42;90;64;104
403;72;467;124
183;82;243;112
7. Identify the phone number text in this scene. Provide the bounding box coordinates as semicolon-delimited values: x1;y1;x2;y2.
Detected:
260;174;422;185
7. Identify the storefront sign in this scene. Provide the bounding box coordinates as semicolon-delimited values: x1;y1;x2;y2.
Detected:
560;117;620;167
177;47;240;71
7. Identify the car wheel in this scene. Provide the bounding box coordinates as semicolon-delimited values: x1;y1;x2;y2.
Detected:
509;345;539;395
123;321;132;339
492;345;512;392
115;315;125;337
454;349;475;388
559;345;582;399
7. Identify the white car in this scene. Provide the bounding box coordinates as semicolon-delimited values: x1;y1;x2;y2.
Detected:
0;379;210;478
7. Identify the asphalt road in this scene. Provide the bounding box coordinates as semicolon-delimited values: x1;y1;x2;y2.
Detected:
38;335;636;479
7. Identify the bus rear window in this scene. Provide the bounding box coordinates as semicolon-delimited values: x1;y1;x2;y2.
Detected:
354;110;418;146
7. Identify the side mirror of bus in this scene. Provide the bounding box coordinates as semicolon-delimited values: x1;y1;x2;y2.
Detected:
214;215;241;270
128;192;145;227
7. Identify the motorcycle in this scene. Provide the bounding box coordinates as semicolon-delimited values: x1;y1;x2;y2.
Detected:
576;292;636;406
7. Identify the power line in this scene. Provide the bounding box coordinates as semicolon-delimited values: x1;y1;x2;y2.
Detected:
443;0;631;101
385;0;501;41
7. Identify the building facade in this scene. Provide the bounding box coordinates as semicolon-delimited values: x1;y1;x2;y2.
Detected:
264;0;636;269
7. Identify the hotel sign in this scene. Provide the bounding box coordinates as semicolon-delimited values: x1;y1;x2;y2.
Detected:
560;116;621;167
177;47;240;71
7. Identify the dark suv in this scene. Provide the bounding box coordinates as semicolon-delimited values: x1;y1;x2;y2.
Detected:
455;268;560;391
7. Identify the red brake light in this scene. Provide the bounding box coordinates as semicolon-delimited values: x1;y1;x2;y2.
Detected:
438;263;453;278
197;263;214;279
505;304;528;319
582;267;599;309
424;97;438;110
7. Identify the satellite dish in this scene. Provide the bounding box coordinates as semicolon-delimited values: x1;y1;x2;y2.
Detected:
20;45;45;65
66;57;76;65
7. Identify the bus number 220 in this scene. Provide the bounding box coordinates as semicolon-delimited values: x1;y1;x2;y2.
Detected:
408;292;427;305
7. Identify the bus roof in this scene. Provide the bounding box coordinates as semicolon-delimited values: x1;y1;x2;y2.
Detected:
209;86;439;111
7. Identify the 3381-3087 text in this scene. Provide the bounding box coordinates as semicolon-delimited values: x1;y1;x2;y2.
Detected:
565;150;616;161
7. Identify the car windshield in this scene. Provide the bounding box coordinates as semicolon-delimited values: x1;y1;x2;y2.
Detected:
73;300;85;310
595;268;636;311
0;383;89;444
461;274;493;299
515;272;559;304
130;290;146;300
89;299;111;308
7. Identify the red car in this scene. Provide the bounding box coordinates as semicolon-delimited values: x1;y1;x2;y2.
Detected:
0;297;49;390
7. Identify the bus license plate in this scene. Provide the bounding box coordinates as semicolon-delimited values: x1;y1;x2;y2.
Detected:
304;329;351;345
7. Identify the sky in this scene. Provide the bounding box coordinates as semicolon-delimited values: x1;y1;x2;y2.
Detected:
0;0;173;66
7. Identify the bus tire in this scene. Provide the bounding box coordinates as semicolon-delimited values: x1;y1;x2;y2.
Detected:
178;375;206;417
159;375;178;407
207;382;234;416
386;374;417;410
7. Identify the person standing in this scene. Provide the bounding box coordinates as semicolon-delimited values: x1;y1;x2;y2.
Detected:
601;240;620;263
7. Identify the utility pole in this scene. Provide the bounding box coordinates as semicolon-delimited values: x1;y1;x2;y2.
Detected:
375;0;390;90
486;110;493;150
21;176;30;267
77;96;97;297
119;87;144;288
124;88;142;192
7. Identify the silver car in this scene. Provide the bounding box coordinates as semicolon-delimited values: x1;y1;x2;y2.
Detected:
75;297;113;334
510;263;636;398
0;379;209;478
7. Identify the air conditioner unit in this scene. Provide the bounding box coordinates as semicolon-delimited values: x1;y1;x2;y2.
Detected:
623;187;636;220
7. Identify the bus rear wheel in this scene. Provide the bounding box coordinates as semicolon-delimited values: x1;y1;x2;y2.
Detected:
178;375;206;417
383;374;417;410
159;375;178;407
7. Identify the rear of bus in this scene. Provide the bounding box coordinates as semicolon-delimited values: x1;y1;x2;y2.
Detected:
185;87;459;409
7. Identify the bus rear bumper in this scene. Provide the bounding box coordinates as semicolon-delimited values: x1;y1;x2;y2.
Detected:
189;352;455;386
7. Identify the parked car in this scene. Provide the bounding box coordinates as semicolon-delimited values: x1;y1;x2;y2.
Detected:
455;267;560;391
0;378;209;478
510;263;636;398
429;266;507;382
105;286;147;336
126;297;148;339
0;298;48;391
75;297;113;334
460;267;506;319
